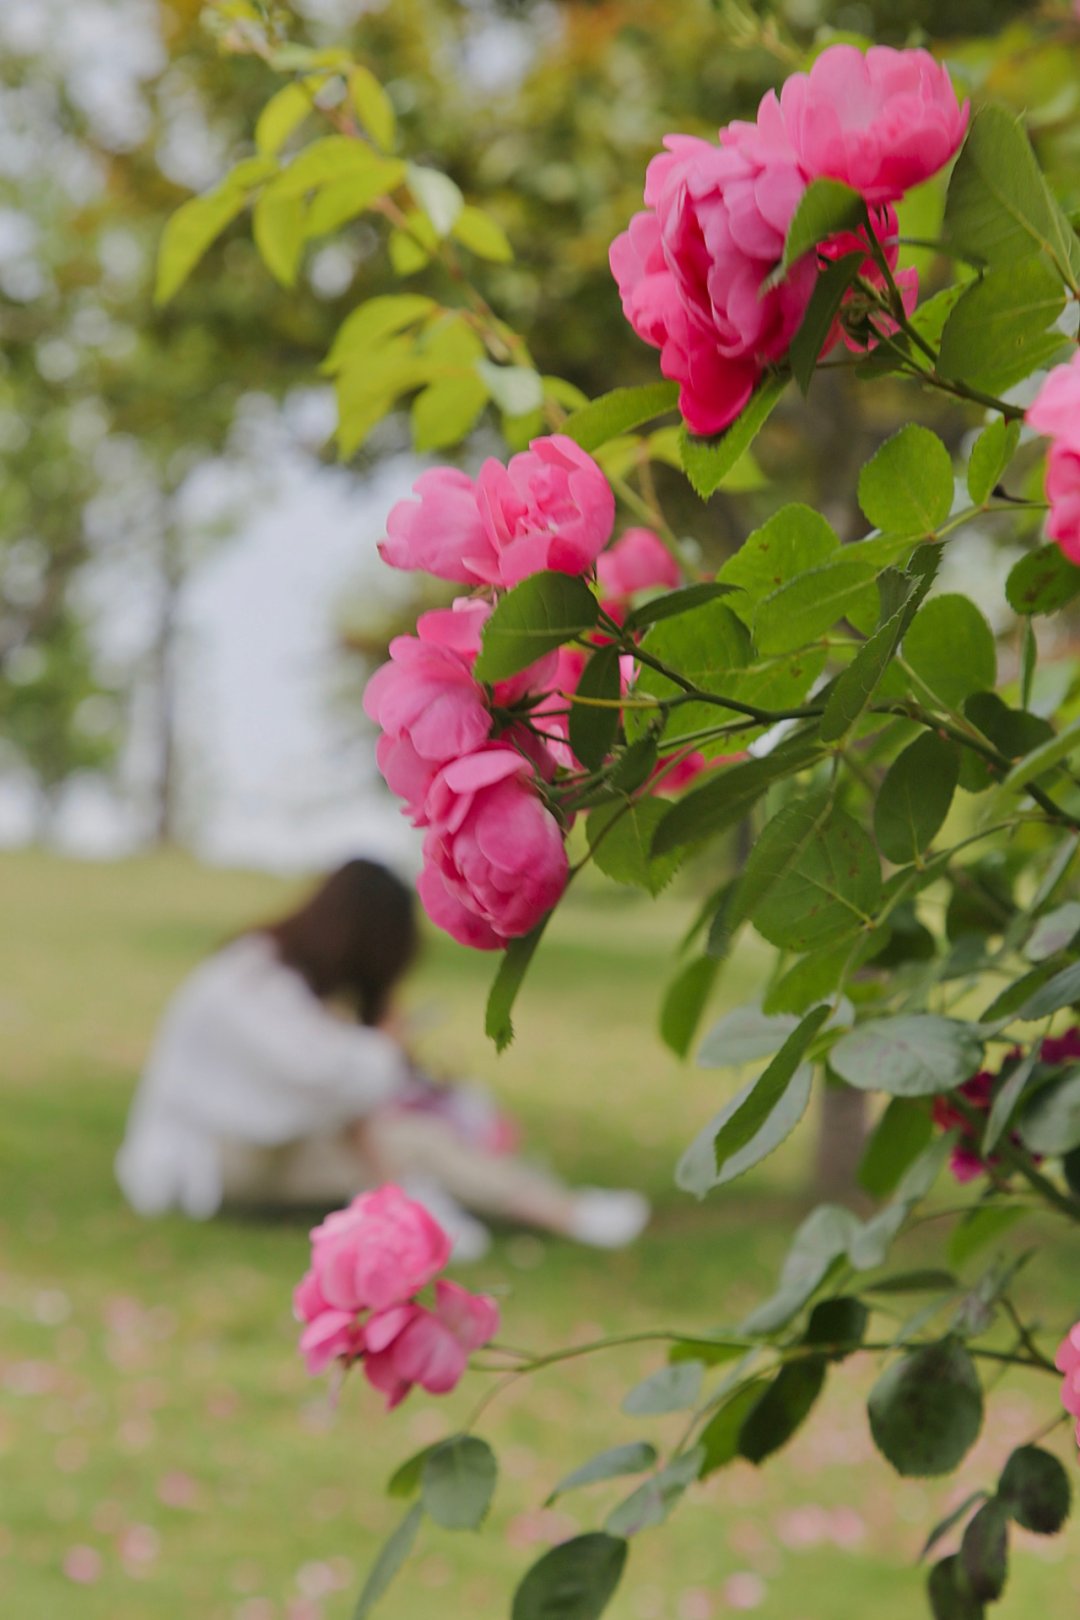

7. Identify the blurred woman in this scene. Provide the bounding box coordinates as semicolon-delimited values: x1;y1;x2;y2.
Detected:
116;860;648;1257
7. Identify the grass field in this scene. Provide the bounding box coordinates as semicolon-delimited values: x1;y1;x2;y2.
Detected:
2;848;1079;1620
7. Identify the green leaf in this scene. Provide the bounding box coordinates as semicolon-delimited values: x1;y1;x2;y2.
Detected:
475;572;598;682
568;645;621;771
452;204;514;263
587;799;682;895
699;1382;769;1475
353;1504;423;1619
939;258;1066;394
155;183;250;304
875;733;960;864
387;1443;440;1499
474;361;543;417
803;1296;869;1360
1027;901;1080;961
512;1534;628;1620
960;1500;1008;1603
624;581;737;633
255;82;314;157
718;504;839;624
858;1097;935;1198
609;736;659;794
630;599;751;749
734;796;881;952
562;383;679;453
604;1449;704;1537
753;555;877;655
867;1338;983;1477
622;1360;703;1416
927;1554;985;1620
740;1203;862;1334
410;375;488;451
967;419;1022;506
349;65;396;152
865;1269;958;1294
944;104;1080;291
651;731;823;856
982;1048;1040;1154
959;692;1053;792
546;1444;658;1506
998;1444;1072;1534
1005;544;1080;616
677;1062;814;1198
420;1437;496;1531
996;712;1080;801
711;1006;830;1180
252;188;305;287
738;1358;827;1464
922;1493;990;1562
322;295;435;373
904;595;997;708
858;425;954;535
790;253;863;394
679;374;787;499
485;921;547;1052
1019;1069;1080;1154
406;163;463;236
1009;956;1080;1022
947;1204;1025;1270
819;568;929;742
830;1016;984;1097
659;954;721;1060
699;1004;801;1068
782;178;866;271
276;137;403;199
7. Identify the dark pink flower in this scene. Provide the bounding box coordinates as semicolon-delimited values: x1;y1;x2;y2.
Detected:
298;1309;365;1377
1028;359;1080;563
775;45;968;206
309;1186;451;1314
363;1281;500;1409
379;437;614;588
1041;1026;1080;1067
419;747;568;948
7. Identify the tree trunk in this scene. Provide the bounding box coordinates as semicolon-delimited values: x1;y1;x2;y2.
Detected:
813;1083;869;1202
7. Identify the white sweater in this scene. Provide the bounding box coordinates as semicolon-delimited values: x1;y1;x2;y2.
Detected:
115;934;408;1219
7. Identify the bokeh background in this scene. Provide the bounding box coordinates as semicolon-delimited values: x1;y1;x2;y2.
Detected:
4;1;1080;1617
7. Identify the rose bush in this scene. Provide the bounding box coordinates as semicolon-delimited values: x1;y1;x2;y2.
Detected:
162;10;1080;1619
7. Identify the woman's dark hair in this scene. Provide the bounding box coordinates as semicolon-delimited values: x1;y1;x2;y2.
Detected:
261;860;419;1025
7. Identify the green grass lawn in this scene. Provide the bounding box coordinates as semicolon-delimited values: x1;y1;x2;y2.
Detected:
2;848;1078;1619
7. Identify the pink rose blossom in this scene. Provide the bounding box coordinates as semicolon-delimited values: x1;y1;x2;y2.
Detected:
364;601;557;824
597;529;680;619
610;120;817;436
309;1185;451;1314
611;45;964;435
294;1187;497;1402
419;747;569;948
775;45;968;206
1027;353;1080;452
1057;1322;1080;1443
363;1280;500;1409
379;437;614;588
1028;360;1080;564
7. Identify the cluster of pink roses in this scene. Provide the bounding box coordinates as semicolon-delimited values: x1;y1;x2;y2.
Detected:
294;1185;499;1407
1027;353;1080;563
365;435;690;946
933;1028;1080;1182
610;44;968;434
